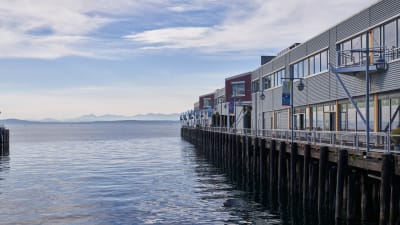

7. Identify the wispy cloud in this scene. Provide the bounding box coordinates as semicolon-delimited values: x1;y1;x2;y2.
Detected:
125;0;379;54
0;0;379;59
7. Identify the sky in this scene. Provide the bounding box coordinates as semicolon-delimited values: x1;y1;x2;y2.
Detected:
0;0;378;120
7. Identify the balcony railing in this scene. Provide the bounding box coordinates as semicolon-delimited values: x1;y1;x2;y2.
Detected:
337;47;399;68
184;126;400;154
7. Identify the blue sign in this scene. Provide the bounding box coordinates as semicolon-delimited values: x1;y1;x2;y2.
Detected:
282;81;291;106
229;100;234;114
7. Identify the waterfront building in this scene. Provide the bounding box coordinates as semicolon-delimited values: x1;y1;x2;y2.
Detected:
251;0;400;136
224;72;253;130
183;0;400;150
198;92;214;127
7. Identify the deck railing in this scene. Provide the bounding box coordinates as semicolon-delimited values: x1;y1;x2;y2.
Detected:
183;126;400;153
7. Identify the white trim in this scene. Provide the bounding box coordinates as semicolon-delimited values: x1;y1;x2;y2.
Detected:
303;69;330;79
231;81;245;85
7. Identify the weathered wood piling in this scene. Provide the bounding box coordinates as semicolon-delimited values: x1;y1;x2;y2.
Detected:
181;127;400;225
0;128;9;156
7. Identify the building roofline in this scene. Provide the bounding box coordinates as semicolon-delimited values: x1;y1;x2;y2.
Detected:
257;0;382;70
225;71;252;81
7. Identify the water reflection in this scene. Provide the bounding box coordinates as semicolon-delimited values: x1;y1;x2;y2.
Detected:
187;146;281;224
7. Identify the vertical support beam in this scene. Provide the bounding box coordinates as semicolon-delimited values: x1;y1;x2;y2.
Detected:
374;94;379;132
347;170;356;224
303;145;311;205
335;150;347;224
278;141;287;206
260;138;267;204
390;175;400;225
380;154;394;225
290;143;298;198
318;147;329;217
361;170;368;223
269;140;277;210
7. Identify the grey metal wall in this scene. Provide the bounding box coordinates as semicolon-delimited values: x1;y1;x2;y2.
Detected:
259;0;400;113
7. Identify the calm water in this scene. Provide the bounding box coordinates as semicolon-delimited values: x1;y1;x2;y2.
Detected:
0;121;281;225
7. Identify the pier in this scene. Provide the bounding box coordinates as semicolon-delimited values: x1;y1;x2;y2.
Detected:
0;128;10;156
181;127;400;225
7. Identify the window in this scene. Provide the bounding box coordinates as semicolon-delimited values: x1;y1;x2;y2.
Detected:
298;61;304;78
321;50;328;71
385;20;397;49
232;82;245;97
203;98;212;108
339;104;347;131
263;76;272;90
372;26;381;49
293;63;298;79
352;36;361;64
348;104;356;131
304;59;309;76
309;56;315;75
380;99;390;131
314;53;321;73
252;80;259;93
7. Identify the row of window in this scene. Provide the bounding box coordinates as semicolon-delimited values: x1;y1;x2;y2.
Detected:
292;50;329;78
232;82;245;97
262;69;285;90
339;17;400;66
265;98;400;132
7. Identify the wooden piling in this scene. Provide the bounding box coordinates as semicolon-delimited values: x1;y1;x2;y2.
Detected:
303;145;311;205
260;138;267;203
335;149;347;224
380;154;394;225
290;143;298;198
318;146;329;216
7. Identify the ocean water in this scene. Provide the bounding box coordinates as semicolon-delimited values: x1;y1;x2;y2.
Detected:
0;121;281;225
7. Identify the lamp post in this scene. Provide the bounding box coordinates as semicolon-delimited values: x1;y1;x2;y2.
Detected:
282;76;305;144
260;91;265;135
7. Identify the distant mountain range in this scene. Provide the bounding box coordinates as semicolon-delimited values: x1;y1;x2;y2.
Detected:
0;113;180;124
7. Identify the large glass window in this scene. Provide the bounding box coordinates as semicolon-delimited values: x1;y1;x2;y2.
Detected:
348;104;356;131
304;59;309;76
317;106;323;130
384;20;397;49
321;50;328;71
203;98;212;108
232;82;245;97
380;99;391;131
298;61;304;78
252;80;259;93
372;26;381;49
392;98;400;129
293;63;298;79
352;36;361;64
339;104;347;131
309;56;315;75
314;53;321;73
263;76;272;90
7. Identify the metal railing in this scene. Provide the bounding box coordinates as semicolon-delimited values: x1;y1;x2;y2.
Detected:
184;125;400;153
337;47;398;68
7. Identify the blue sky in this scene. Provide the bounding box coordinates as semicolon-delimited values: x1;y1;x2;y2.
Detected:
0;0;377;120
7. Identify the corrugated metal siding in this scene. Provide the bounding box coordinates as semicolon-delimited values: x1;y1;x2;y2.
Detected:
272;56;286;71
370;0;400;27
329;28;337;67
307;31;329;55
336;9;369;41
373;60;400;93
265;112;273;129
277;109;289;129
289;44;307;63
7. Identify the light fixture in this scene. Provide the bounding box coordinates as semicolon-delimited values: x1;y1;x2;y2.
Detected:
297;79;305;91
375;57;387;71
260;92;265;100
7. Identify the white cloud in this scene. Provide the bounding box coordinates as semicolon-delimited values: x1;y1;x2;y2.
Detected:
0;0;380;59
125;0;379;54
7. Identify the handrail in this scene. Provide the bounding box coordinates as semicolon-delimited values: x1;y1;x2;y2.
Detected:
182;126;400;153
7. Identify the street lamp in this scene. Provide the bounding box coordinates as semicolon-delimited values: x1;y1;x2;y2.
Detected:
282;76;305;145
260;91;265;135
